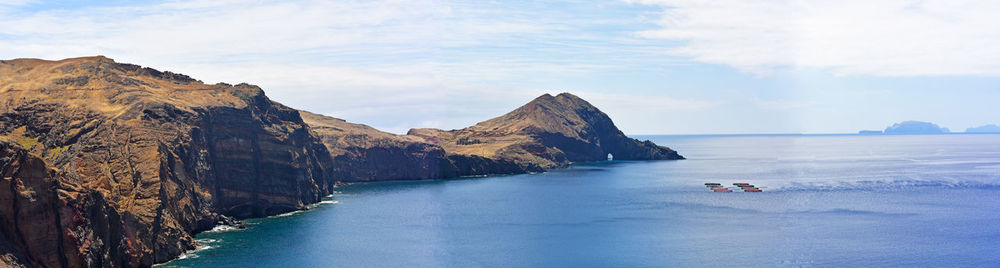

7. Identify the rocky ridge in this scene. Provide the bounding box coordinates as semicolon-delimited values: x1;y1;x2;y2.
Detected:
304;93;683;180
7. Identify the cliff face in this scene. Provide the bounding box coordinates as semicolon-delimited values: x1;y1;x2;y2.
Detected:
0;139;133;267
301;111;535;180
0;57;335;266
300;111;455;181
407;93;683;170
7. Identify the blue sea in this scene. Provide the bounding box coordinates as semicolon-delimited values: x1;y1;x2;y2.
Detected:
161;134;1000;267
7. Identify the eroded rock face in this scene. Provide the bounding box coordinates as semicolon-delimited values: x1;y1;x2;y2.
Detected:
0;57;335;266
0;139;136;267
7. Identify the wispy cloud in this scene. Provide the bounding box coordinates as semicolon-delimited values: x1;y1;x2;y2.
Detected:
5;0;995;134
0;0;34;6
629;0;1000;77
0;0;660;132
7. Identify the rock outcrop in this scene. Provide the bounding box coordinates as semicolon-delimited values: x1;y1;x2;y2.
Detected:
0;56;335;266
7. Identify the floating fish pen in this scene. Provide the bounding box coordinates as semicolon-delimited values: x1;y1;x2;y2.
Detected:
705;182;762;192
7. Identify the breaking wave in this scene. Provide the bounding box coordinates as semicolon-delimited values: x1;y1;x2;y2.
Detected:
204;224;241;233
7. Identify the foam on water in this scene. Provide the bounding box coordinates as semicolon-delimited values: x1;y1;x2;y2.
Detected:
272;210;304;218
154;240;216;266
204;225;240;233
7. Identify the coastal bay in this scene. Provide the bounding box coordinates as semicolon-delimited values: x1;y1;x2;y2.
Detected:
164;134;1000;267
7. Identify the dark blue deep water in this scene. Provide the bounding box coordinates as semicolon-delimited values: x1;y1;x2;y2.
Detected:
161;134;1000;267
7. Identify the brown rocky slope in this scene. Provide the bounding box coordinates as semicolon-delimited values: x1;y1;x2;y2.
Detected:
1;56;336;266
302;93;683;181
0;56;681;267
407;93;684;170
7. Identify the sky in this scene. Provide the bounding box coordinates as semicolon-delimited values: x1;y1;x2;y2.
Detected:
1;0;998;134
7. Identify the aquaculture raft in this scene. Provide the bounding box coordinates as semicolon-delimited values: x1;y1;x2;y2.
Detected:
704;182;763;192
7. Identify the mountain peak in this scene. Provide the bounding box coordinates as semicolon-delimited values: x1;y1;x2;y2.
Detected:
473;92;605;138
525;92;587;107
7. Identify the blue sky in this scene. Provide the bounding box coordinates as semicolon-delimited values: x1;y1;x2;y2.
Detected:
1;0;998;134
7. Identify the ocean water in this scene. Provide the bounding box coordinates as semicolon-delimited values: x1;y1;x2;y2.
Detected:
161;134;1000;267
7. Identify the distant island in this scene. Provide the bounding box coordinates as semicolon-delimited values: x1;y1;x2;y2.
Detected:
884;121;949;134
966;124;1000;133
860;121;950;135
861;122;1000;135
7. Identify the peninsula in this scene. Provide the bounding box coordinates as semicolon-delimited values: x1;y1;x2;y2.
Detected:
0;56;681;267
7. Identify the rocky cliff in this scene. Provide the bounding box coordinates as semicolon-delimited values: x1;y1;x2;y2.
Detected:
0;57;682;267
0;139;132;268
300;111;455;181
0;56;335;266
300;111;534;180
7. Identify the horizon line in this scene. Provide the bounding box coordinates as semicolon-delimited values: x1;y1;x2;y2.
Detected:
628;132;1000;137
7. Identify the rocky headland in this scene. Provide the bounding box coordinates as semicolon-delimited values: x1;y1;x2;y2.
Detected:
406;93;683;171
0;56;682;267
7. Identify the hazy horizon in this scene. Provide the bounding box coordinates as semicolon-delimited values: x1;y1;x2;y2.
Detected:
2;0;998;134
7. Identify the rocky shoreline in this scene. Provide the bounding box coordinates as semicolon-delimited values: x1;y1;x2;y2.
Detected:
0;56;682;267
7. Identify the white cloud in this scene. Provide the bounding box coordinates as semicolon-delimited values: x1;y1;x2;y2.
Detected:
0;0;492;61
0;0;33;6
0;0;595;132
629;0;1000;76
754;98;818;110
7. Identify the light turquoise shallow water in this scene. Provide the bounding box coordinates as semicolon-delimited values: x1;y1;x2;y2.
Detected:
162;134;1000;267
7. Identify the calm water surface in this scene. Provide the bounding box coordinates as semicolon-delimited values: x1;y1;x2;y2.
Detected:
162;134;1000;267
